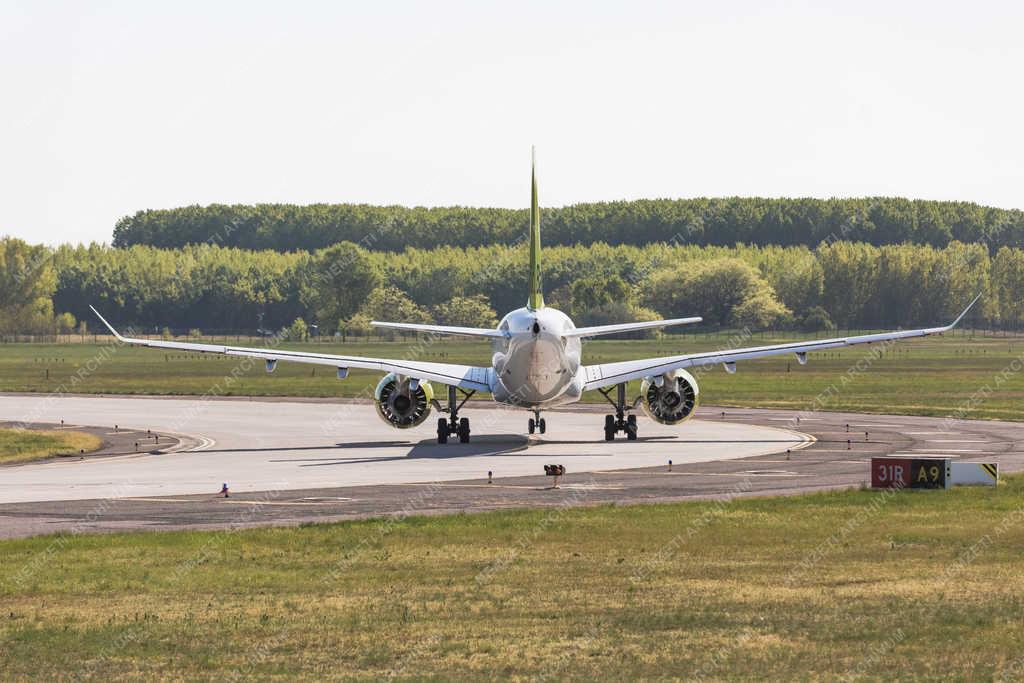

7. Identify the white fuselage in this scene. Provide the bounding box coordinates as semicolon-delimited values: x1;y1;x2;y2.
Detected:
489;306;584;409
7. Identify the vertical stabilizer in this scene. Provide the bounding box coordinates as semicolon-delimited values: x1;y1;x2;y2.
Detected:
527;147;545;310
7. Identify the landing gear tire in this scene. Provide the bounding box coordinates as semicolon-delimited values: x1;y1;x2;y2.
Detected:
626;414;638;441
538;418;546;434
528;418;536;435
438;386;475;444
600;383;639;441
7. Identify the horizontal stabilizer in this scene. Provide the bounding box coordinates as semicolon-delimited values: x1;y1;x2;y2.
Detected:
370;321;504;338
568;317;702;338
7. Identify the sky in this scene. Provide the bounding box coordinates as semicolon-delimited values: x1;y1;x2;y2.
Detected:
1;0;1022;246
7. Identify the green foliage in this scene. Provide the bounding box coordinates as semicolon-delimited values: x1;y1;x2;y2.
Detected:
55;312;76;334
305;242;380;324
111;197;1024;252
0;237;57;334
799;306;836;332
432;294;498;328
2;238;1018;335
51;242;307;332
285;318;308;341
992;247;1024;327
339;313;374;338
643;258;790;328
363;287;430;327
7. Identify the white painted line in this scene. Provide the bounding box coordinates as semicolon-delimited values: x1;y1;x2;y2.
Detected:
184;434;216;452
801;449;868;453
925;440;990;443
907;448;989;453
669;471;810;477
221;499;347;507
118;497;207;503
849;423;903;428
906;432;955;435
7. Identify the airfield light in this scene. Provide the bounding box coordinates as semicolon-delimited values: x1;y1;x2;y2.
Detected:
544;464;565;488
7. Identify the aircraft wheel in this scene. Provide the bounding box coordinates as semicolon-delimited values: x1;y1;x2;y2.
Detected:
626;414;638;441
604;415;615;441
458;417;471;443
437;418;448;444
538;418;546;434
528;418;536;434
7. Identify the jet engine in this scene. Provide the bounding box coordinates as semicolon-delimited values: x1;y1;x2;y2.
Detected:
374;373;434;428
639;369;699;425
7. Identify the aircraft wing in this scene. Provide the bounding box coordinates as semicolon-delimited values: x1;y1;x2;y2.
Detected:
91;307;492;392
581;295;981;392
370;321;504;338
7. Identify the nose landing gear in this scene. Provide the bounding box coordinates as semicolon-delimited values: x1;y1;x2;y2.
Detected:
528;410;546;435
599;383;638;441
436;385;475;443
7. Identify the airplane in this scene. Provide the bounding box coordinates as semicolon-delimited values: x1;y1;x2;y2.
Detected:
90;150;982;444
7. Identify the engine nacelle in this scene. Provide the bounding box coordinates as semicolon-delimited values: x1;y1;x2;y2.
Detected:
639;369;699;425
374;373;434;428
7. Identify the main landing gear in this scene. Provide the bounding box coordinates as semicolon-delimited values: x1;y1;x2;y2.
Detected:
528;410;546;435
437;386;475;444
598;383;638;441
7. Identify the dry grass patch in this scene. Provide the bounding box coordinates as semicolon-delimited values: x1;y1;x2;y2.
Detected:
0;428;102;464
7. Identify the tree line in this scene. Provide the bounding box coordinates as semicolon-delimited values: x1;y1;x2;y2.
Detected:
111;198;1024;253
3;237;1021;338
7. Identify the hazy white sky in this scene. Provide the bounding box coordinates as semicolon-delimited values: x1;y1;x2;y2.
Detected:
1;0;1022;245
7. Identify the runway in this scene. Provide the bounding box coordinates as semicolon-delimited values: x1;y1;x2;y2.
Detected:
2;395;1023;539
0;395;807;504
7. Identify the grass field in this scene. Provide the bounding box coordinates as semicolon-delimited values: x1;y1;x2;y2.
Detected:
2;329;1023;420
1;477;1022;679
0;428;101;465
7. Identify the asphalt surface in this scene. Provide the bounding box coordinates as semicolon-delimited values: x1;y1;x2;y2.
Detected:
1;396;1022;539
0;395;807;503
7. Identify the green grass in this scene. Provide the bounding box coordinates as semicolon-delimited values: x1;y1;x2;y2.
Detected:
0;428;102;464
2;477;1023;679
2;329;1023;420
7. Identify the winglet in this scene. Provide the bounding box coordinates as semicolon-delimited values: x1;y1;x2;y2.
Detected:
89;305;127;342
949;293;983;329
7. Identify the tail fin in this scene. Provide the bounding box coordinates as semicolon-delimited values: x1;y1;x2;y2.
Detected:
527;146;544;310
